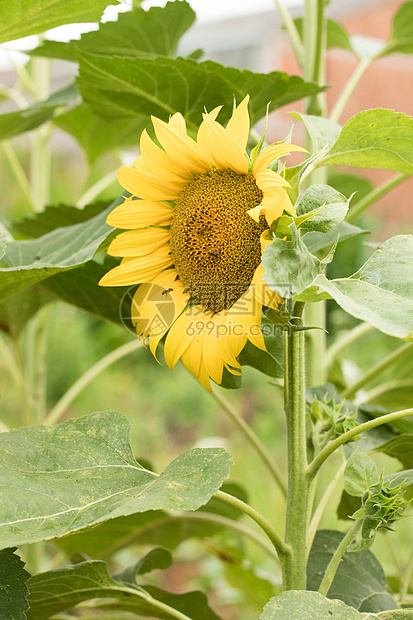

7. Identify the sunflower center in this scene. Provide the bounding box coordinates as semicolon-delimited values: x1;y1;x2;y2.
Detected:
170;168;266;313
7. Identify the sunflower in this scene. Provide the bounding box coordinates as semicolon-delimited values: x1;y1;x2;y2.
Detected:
99;96;304;390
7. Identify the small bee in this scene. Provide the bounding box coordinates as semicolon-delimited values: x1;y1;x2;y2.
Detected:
208;250;219;257
162;288;173;295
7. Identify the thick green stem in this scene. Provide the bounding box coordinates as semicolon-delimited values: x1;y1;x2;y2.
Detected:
211;389;287;497
304;0;326;117
330;58;372;123
283;302;309;590
307;407;413;481
318;520;362;596
215;491;291;561
341;342;413;400
346;173;408;223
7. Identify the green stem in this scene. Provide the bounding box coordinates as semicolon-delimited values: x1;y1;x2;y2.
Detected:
305;301;327;387
30;52;51;212
324;322;374;370
329;58;372;123
346;173;408;223
76;169;119;208
1;141;37;213
273;0;304;68
362;379;413;405
215;491;291;561
44;340;143;426
304;0;326;117
283;301;309;590
341;342;413;400
211;389;287;497
26;305;51;423
307;407;413;481
318;520;363;596
171;511;280;563
306;456;346;560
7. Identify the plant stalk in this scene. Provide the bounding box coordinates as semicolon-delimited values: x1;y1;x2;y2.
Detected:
341;342;413;400
211;389;287;497
283;301;309;590
318;520;363;596
329;57;372;123
44;340;143;426
346;173;408;223
215;491;291;561
273;0;304;68
307;407;413;481
30;51;51;212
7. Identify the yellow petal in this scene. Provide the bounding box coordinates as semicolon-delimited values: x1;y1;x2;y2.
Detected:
107;227;170;257
225;95;250;153
253;143;307;175
98;246;172;287
106;199;174;230
163;308;200;370
202;316;225;385
140;129;193;182
168;112;186;133
252;265;283;309
248;170;291;224
152;116;211;174
197;113;248;174
118;165;181;201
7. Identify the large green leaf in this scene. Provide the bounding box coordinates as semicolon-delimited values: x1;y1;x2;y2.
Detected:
42;258;130;327
57;482;247;558
0;233;6;260
11;201;109;238
0;547;30;620
76;1;195;59
262;224;322;298
54;104;146;164
294;18;354;53
260;591;365;619
0;107;54;141
27;560;221;620
31;1;195;62
296;235;413;340
76;53;325;128
317;109;413;174
344;451;379;497
289;113;341;153
303;221;369;254
0;0;117;44
0;411;233;549
307;530;397;613
378;612;413;619
0;201;116;301
0;287;52;336
381;1;413;56
295;185;350;233
372;435;413;469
